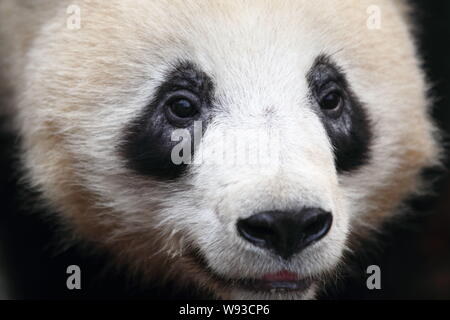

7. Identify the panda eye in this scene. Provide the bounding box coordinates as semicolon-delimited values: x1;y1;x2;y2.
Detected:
165;93;200;125
169;98;197;118
319;90;342;111
319;89;344;114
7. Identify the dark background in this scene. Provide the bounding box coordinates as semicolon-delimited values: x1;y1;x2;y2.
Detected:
0;0;449;300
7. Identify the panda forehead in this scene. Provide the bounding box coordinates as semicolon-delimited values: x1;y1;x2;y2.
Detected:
155;46;318;112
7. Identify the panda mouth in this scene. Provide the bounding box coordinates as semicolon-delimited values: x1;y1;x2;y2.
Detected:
187;248;316;293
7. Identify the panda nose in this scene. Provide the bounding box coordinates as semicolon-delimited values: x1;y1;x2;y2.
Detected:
236;209;332;260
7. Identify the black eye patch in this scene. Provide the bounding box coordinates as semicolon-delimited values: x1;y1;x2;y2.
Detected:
307;55;372;173
120;61;214;180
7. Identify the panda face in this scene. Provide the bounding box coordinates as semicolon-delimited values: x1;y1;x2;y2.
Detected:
118;51;373;298
120;56;352;298
11;0;439;300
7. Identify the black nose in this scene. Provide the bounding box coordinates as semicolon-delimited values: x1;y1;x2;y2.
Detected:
236;208;332;260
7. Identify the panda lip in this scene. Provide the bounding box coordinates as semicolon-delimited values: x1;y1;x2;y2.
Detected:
188;249;315;293
262;270;300;282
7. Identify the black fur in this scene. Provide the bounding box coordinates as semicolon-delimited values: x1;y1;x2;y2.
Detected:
307;55;372;173
121;62;214;180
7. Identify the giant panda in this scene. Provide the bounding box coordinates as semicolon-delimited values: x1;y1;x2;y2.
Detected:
0;0;440;300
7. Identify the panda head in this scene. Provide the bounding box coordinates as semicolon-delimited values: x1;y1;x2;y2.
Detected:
17;0;439;299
